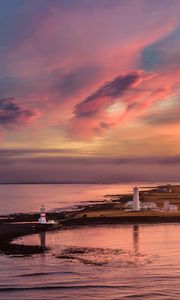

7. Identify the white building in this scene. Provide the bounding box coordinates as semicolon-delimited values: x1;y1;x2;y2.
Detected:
169;205;178;211
133;186;140;211
126;201;133;207
164;200;169;211
141;202;157;210
164;201;178;211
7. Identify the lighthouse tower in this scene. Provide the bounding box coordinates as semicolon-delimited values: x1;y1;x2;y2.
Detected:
133;186;140;211
39;205;47;224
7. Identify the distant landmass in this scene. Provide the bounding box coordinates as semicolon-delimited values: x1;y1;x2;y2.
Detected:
0;180;134;185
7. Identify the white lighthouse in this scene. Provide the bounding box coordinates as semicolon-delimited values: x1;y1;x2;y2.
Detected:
133;186;140;211
39;205;47;224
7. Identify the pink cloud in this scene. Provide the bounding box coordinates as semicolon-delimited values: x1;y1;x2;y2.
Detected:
68;68;177;140
1;0;180;146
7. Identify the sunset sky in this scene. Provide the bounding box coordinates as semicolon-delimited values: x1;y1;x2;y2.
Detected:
0;0;180;182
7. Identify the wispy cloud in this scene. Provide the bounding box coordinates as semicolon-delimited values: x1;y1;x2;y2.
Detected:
0;0;180;180
0;98;41;128
1;152;180;182
69;71;143;139
69;70;173;139
75;72;142;117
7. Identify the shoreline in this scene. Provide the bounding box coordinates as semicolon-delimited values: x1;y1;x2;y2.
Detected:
0;222;62;255
1;183;180;255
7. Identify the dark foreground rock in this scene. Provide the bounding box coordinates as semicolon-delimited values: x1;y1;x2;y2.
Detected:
0;243;47;256
0;222;60;256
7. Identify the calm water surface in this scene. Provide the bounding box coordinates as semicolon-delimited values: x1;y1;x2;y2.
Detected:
1;224;180;299
0;183;180;299
0;182;167;215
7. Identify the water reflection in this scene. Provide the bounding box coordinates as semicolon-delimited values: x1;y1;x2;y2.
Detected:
3;224;180;300
133;224;139;253
0;182;158;215
38;225;140;253
39;232;46;248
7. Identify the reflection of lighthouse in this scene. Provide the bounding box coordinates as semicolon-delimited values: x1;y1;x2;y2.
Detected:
39;205;47;224
133;186;140;211
39;232;46;248
133;224;139;253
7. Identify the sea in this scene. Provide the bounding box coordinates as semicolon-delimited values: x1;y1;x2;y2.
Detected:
0;182;180;300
